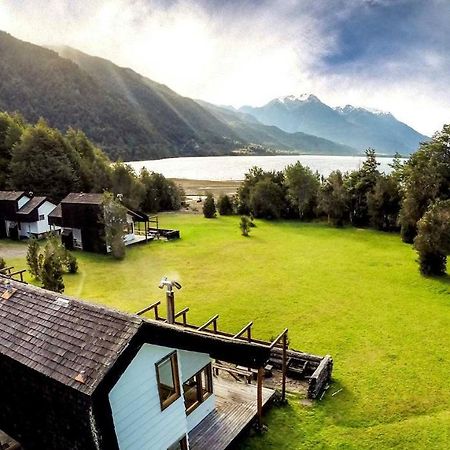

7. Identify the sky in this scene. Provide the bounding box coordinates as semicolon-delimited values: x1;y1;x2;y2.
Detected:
0;0;449;135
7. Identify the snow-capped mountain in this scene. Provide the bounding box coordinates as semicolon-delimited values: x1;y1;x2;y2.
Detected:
240;95;428;154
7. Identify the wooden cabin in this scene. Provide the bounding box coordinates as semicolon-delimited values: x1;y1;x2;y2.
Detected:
0;277;332;450
48;193;149;253
0;191;58;240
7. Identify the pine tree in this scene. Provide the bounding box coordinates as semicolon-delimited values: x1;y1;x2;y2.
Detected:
26;238;41;278
203;193;217;218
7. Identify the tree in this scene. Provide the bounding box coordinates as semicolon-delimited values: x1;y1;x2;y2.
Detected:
39;238;65;293
285;162;320;220
237;167;287;217
249;178;286;219
240;216;251;236
139;169;184;212
367;174;401;231
0;112;24;189
203;193;216;218
102;192;128;259
414;200;450;276
65;128;112;193
345;149;380;227
111;161;145;210
318;170;348;226
217;194;234;215
399;124;450;243
26;238;41;278
9;119;80;202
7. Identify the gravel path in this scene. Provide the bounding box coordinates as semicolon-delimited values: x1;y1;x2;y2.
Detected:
0;242;28;259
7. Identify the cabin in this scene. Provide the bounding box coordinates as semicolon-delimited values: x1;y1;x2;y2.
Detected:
0;191;58;240
48;193;150;253
0;276;332;450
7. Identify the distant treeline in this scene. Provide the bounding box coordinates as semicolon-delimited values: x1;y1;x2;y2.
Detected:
0;112;184;211
230;124;450;276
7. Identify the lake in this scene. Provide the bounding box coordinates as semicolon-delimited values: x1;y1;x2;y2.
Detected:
127;155;401;181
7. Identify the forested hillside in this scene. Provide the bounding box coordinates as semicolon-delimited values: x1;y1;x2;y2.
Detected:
0;31;362;160
0;31;239;160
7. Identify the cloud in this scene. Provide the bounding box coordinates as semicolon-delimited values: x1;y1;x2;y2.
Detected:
0;0;449;135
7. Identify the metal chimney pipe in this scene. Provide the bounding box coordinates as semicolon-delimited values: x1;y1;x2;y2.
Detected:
158;277;182;324
166;290;175;324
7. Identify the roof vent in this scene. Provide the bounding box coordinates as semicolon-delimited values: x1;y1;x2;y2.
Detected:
75;370;86;384
1;281;17;300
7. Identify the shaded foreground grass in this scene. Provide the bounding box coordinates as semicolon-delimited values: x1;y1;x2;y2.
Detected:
2;214;450;449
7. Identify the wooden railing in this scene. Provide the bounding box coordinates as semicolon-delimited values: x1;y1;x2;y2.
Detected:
136;301;161;319
0;267;26;283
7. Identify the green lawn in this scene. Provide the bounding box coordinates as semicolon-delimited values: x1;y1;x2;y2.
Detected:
2;214;450;449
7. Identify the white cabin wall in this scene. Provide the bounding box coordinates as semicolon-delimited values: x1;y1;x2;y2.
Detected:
35;201;57;234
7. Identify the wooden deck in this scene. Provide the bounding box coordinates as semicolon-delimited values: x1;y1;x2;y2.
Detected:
189;377;275;450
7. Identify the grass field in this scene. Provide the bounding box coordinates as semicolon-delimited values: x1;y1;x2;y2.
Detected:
2;214;450;449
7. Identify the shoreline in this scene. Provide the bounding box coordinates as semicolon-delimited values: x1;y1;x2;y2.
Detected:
171;178;241;196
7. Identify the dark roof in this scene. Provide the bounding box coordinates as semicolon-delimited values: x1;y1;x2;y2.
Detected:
16;196;48;216
48;204;62;219
0;276;141;395
0;191;26;201
61;193;104;205
127;209;149;222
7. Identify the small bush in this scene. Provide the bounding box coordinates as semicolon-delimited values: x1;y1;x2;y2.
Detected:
0;257;6;270
66;253;78;274
203;193;216;218
240;216;251;236
217;194;234;215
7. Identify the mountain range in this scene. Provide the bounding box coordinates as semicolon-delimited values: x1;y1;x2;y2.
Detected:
240;94;428;155
0;31;427;161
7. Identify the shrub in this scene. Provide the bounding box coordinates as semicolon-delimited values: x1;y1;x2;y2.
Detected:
65;252;78;274
203;193;216;218
217;194;234;215
414;200;450;276
39;238;65;293
26;238;41;278
102;192;127;259
0;257;6;270
240;216;251;236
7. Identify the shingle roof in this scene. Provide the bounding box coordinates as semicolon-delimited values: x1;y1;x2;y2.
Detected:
0;191;25;201
48;204;62;219
16;196;47;216
0;276;142;395
61;193;104;205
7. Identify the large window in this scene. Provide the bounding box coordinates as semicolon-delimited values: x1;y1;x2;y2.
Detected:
156;352;180;410
183;364;213;414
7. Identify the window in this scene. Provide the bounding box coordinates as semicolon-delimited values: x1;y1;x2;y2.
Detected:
39;214;45;221
168;436;188;450
183;364;213;414
156;352;180;410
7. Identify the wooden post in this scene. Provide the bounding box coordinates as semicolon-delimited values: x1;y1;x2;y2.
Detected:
257;366;264;429
282;331;287;402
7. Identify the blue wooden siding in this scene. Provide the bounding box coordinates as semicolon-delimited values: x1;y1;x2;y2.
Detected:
109;344;215;450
